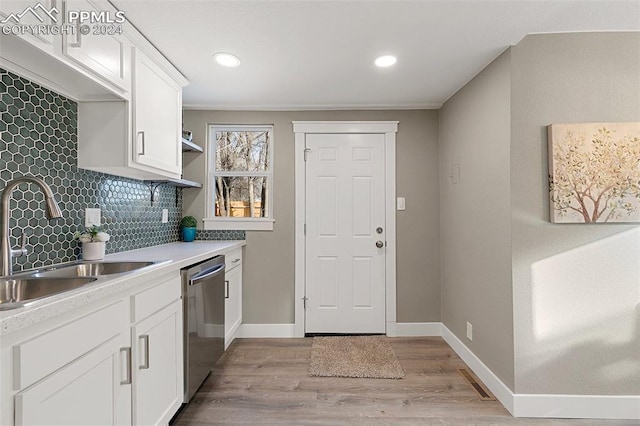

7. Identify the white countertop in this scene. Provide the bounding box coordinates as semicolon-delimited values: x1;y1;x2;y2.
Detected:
0;240;245;335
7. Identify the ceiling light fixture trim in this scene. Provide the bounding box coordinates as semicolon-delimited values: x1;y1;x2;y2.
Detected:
375;55;397;67
213;52;241;68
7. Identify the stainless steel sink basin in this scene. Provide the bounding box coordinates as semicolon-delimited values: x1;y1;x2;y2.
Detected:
0;277;97;310
33;261;156;278
0;261;161;310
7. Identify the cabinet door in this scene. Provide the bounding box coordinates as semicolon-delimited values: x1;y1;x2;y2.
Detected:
132;47;182;178
14;335;131;426
133;299;183;426
0;0;58;55
62;0;131;92
224;266;242;348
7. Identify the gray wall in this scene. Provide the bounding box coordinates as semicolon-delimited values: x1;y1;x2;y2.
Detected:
182;110;440;324
511;33;640;395
439;51;514;390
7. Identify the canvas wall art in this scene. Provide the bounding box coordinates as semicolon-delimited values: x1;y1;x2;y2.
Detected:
548;122;640;223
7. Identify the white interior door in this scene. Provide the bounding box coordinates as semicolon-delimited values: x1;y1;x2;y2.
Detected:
305;133;386;334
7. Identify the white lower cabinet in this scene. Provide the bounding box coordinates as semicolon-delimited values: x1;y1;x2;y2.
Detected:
3;274;184;426
224;249;243;348
133;299;183;426
9;300;131;426
15;335;131;426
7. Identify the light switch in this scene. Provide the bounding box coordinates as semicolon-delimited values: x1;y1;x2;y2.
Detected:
85;208;101;227
397;197;406;211
161;209;169;223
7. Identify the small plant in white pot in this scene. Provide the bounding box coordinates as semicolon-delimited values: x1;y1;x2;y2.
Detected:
73;225;111;260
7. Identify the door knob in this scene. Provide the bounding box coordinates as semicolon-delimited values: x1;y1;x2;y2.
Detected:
376;241;384;248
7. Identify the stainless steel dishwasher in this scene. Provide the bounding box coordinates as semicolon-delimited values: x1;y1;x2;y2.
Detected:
181;255;225;402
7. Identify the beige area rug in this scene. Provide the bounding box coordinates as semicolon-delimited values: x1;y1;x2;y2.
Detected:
309;336;405;379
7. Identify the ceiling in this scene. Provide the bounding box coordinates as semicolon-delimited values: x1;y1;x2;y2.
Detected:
112;0;640;110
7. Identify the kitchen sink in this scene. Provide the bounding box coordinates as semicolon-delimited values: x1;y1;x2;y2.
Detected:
32;261;157;278
0;277;97;310
0;261;160;310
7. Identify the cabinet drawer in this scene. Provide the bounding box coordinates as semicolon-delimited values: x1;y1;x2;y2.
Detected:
13;301;127;390
225;248;243;272
132;275;181;323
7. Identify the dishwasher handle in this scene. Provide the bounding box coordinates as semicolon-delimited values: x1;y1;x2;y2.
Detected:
189;263;225;286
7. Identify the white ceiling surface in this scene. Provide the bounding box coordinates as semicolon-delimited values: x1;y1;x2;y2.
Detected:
113;1;640;110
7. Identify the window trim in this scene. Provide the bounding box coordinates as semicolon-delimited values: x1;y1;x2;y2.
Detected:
204;124;274;231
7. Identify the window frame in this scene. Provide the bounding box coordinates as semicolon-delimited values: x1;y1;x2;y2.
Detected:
204;124;275;231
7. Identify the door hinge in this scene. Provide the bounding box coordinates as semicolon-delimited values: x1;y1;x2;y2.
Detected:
303;296;309;309
304;147;311;161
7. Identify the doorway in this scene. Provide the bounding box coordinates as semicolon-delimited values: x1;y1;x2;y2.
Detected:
293;121;398;336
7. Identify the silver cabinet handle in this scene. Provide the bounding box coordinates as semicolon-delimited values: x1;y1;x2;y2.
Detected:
138;131;145;155
225;280;229;299
139;335;150;369
63;1;82;48
71;22;82;47
376;240;384;248
120;347;132;385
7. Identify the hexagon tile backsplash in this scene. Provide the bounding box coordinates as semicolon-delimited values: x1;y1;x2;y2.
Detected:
0;68;243;272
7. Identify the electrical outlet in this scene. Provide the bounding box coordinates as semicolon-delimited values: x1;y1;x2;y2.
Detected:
466;322;473;341
396;197;406;211
161;209;168;223
85;208;101;227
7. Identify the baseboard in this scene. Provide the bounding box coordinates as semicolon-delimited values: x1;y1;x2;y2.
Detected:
441;324;515;415
225;318;242;349
238;323;296;338
395;322;442;337
441;325;639;420
513;394;640;420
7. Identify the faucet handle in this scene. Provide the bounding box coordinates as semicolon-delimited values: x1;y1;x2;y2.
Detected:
11;232;29;258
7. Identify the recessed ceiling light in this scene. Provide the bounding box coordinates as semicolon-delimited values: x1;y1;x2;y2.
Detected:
213;52;241;68
375;55;397;68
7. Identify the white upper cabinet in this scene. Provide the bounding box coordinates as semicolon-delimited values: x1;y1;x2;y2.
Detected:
0;0;133;99
77;45;185;180
0;0;58;55
0;1;188;181
132;47;182;177
62;0;131;92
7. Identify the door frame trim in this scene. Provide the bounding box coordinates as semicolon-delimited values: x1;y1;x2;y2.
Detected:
292;121;399;337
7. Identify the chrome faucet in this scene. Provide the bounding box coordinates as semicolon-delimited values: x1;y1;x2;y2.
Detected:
0;176;63;276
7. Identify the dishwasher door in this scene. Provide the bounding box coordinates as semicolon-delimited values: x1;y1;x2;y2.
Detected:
182;255;225;402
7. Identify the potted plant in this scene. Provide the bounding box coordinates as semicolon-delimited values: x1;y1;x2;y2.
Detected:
73;225;110;260
180;216;197;242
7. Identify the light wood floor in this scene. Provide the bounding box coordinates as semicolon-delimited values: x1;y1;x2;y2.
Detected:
171;337;635;425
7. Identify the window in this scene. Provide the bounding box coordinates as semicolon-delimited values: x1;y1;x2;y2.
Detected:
204;125;274;230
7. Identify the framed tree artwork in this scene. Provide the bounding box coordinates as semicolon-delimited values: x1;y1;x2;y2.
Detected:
548;122;640;223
